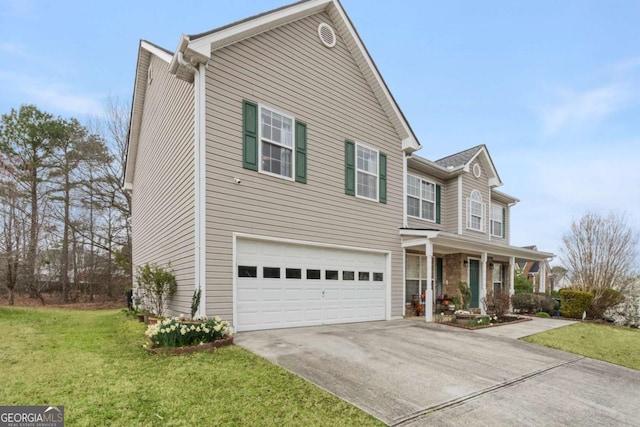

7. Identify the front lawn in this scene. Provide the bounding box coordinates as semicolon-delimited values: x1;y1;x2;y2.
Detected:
0;307;382;426
523;322;640;370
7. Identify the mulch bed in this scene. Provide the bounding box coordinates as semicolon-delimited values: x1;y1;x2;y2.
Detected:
438;315;531;330
146;336;234;355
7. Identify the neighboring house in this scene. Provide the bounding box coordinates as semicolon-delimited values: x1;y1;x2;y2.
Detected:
124;0;553;331
516;247;555;292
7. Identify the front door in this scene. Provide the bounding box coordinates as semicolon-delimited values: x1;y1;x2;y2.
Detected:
469;259;480;308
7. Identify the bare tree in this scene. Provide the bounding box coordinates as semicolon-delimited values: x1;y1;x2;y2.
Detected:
560;212;639;299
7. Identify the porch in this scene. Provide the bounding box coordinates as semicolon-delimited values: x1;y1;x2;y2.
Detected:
401;229;554;321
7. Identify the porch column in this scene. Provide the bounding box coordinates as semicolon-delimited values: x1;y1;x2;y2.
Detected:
539;261;547;294
424;242;433;322
480;252;487;314
509;257;515;311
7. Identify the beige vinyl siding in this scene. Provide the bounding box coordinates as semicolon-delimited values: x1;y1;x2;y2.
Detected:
443;177;459;233
406;167;444;230
461;159;491;241
131;54;195;316
204;12;405;321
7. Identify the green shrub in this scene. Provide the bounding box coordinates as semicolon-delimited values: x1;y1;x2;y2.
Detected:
136;263;178;317
536;311;551;318
587;288;625;319
512;293;554;314
514;275;533;294
458;281;472;310
560;289;594;319
145;315;231;349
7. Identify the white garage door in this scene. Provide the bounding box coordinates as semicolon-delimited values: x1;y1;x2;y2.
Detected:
235;239;387;331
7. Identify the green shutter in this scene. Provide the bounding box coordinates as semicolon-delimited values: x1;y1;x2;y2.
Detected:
242;100;258;171
295;121;307;183
502;207;506;238
344;140;355;195
435;184;442;224
379;152;387;204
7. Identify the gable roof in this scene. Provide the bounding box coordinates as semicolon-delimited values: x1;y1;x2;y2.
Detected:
124;40;173;188
435;145;484;169
168;0;421;153
436;144;502;187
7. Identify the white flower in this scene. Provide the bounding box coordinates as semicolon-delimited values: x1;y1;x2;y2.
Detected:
214;316;221;322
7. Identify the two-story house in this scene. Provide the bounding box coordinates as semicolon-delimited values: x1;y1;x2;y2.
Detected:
124;0;552;331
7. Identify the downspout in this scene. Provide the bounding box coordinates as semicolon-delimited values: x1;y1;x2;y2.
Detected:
178;51;207;317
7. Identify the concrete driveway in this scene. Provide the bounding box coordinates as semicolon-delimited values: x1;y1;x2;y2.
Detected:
235;320;640;426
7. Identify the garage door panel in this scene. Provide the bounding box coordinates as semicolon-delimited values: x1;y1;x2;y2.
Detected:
236;239;386;331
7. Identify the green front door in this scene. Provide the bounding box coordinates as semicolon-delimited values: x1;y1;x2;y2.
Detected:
469;259;480;308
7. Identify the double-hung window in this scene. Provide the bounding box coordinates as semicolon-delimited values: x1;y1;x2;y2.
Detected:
491;204;504;237
467;190;485;232
407;175;436;221
243;100;307;183
345;140;386;202
356;144;378;200
260;106;294;179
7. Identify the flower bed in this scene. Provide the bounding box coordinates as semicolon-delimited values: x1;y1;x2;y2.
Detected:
436;312;530;330
144;315;233;354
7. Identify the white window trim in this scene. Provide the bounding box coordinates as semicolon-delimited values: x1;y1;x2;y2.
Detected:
466;190;486;232
490;204;504;238
407;174;436;222
355;141;379;202
258;104;295;181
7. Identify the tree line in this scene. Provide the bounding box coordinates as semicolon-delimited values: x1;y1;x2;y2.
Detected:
0;101;131;304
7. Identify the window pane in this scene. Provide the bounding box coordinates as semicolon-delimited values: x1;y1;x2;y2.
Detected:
307;269;321;280
238;266;257;278
357;145;377;174
357;171;377;199
358;271;370;281
472;216;481;230
406;280;420;303
263;267;280;278
422;200;434;220
422;181;434;201
373;272;384;281
407;175;420;197
262;141;292;178
406;255;420;278
343;271;355;280
286;268;302;279
408;196;420;217
492;265;502;282
326;270;339;280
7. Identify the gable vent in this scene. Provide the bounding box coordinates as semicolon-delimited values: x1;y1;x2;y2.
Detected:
318;22;336;48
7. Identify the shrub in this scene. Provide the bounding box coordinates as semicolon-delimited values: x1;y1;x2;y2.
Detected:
458;281;472;310
514;275;533;294
136;263;178;317
145;315;231;349
190;287;202;319
588;288;625;319
560;289;594;319
536;311;551;318
511;293;554;314
482;289;511;318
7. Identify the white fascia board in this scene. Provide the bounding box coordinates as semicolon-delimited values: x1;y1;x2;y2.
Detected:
188;0;331;56
140;41;172;63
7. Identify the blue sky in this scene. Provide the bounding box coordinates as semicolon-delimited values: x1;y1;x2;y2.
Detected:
1;0;639;262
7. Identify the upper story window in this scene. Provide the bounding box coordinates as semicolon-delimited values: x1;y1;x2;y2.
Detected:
356;144;378;200
491;204;504;238
467;190;485;232
407;175;435;221
242;100;307;183
260;106;294;179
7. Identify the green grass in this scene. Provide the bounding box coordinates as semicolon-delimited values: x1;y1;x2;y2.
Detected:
523;322;640;370
0;307;382;426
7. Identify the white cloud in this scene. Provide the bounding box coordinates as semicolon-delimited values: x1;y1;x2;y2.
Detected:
539;83;636;135
0;70;103;116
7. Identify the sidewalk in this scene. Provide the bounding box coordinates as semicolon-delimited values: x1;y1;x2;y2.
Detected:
473;316;576;339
